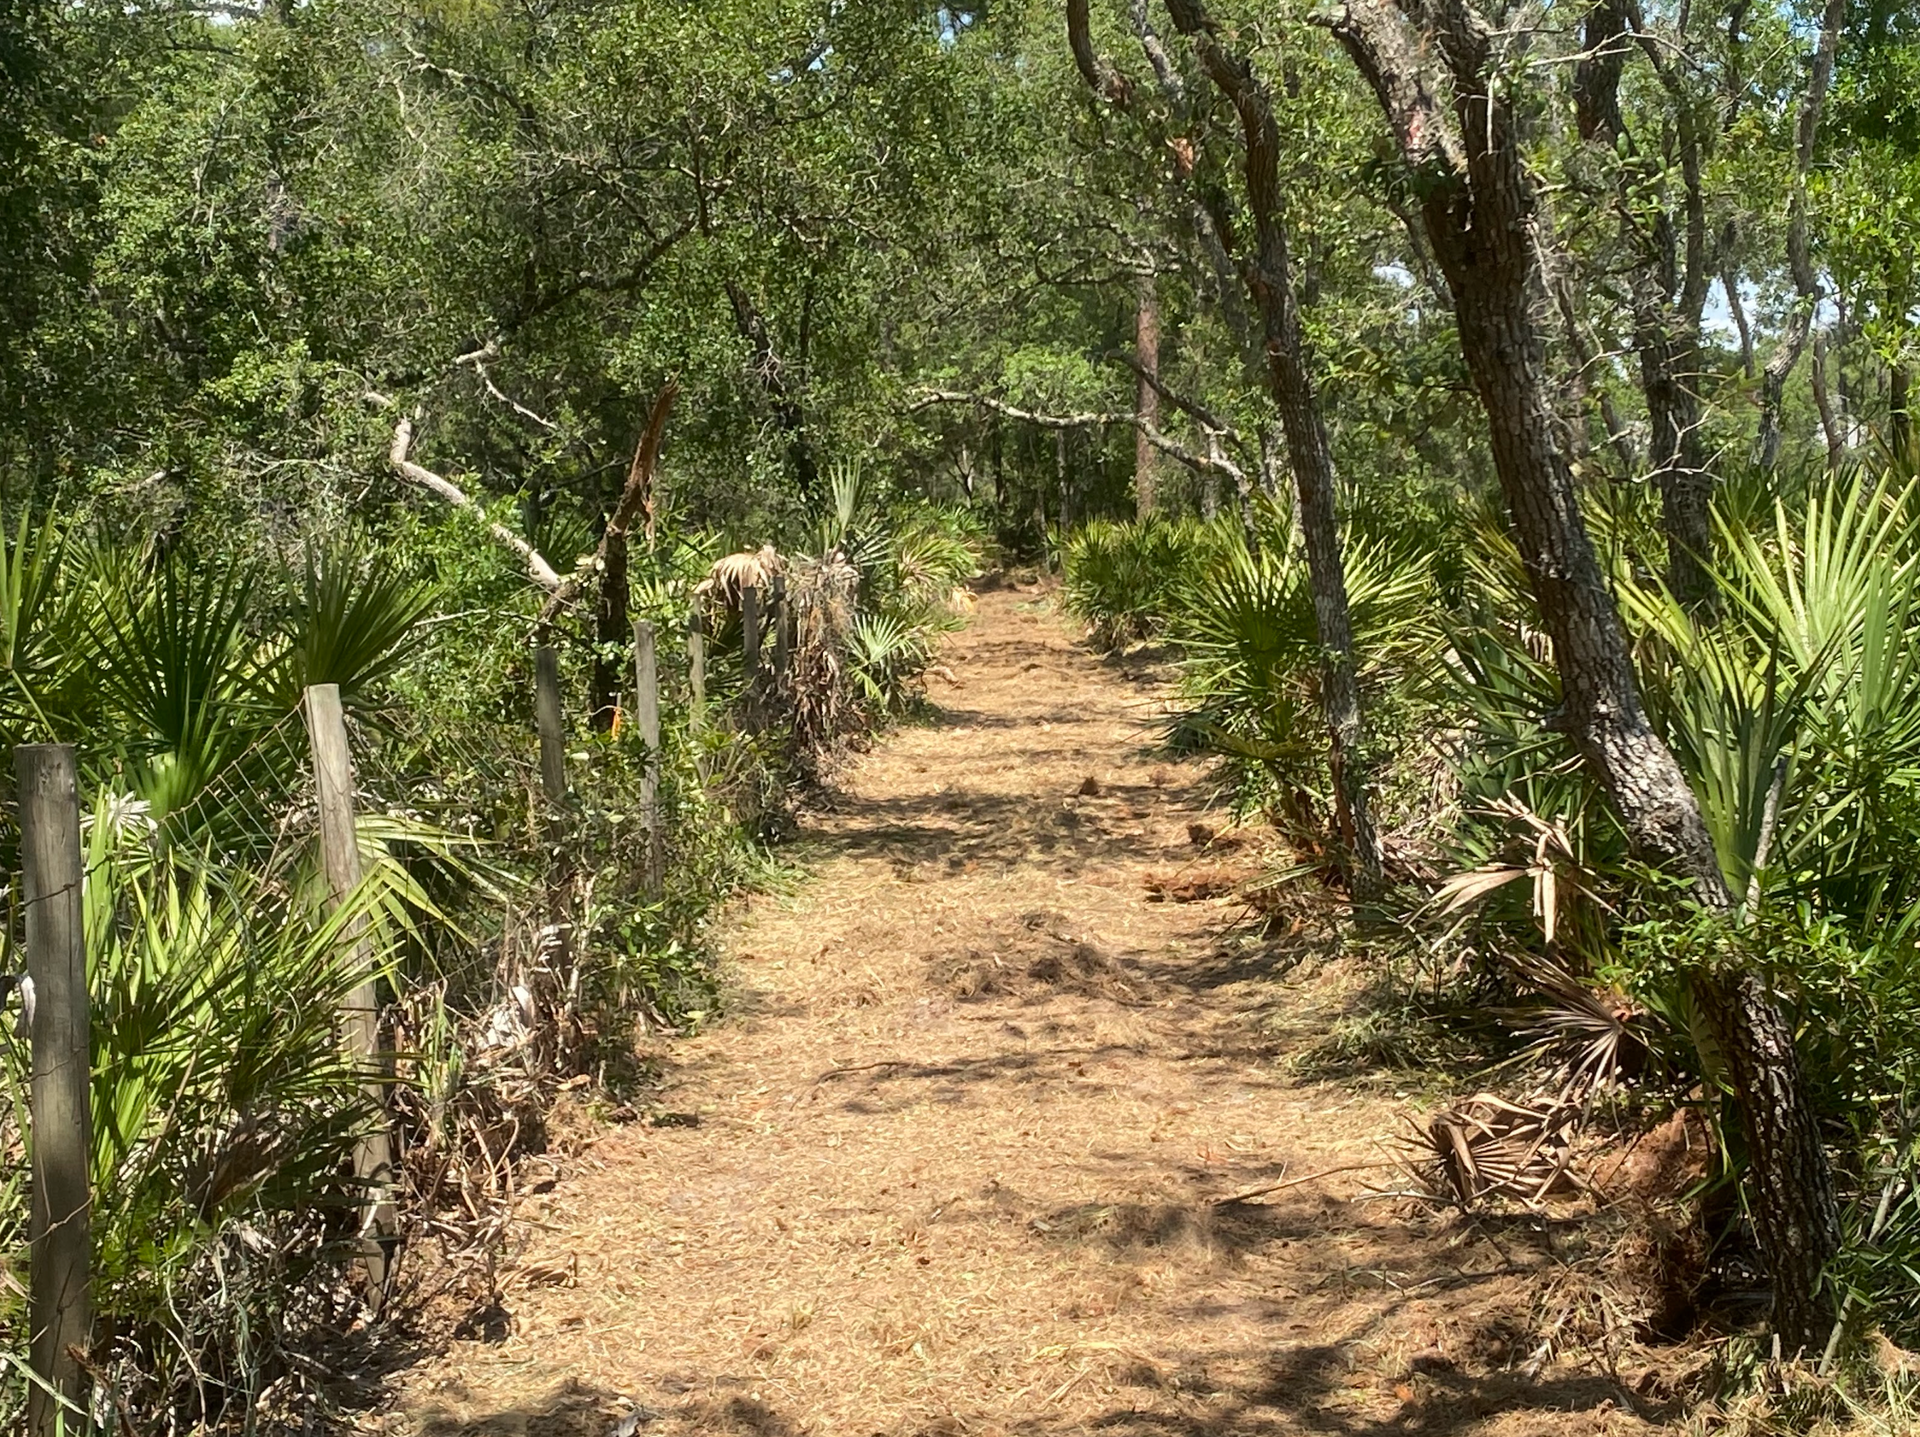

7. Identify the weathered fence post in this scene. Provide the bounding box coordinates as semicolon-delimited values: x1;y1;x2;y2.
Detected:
741;583;762;732
633;619;664;896
687;606;707;734
534;644;567;803
302;684;397;1305
771;572;790;691
687;606;710;785
18;744;90;1437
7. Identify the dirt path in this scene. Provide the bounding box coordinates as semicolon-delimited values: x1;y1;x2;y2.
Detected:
388;587;1661;1437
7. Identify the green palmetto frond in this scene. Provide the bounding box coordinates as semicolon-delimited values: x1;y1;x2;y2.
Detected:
84;553;276;825
0;510;82;746
260;534;439;713
1620;471;1920;917
81;806;378;1291
845;610;927;709
1171;534;1433;776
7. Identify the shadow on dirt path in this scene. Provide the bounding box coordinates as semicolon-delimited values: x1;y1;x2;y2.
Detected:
383;587;1668;1437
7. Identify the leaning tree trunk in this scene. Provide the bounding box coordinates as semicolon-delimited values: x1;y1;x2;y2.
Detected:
1328;0;1839;1354
1165;0;1385;895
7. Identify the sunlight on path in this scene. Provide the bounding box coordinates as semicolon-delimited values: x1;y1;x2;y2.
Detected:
383;585;1656;1437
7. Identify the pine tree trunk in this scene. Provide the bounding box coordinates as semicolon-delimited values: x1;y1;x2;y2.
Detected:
1329;0;1839;1352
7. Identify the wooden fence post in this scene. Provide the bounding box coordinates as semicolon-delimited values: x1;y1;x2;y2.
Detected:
633;619;664;896
534;645;567;803
740;584;762;732
687;606;707;734
302;685;397;1306
771;572;790;690
18;744;90;1437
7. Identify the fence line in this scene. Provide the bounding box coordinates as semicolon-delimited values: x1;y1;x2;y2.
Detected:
17;587;787;1416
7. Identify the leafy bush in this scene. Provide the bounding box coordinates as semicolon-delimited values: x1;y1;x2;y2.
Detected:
1060;514;1241;648
1430;466;1920;1346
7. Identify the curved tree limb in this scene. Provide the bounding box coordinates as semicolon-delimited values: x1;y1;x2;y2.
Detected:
1066;0;1134;107
1757;0;1845;469
387;413;562;592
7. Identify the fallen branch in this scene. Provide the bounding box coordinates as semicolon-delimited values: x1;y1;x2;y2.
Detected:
1211;1159;1401;1206
812;1059;910;1085
388;413;562;591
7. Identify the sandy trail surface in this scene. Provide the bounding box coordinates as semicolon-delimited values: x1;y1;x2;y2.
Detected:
386;586;1660;1437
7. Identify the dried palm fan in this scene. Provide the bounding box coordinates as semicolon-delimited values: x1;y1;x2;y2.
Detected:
1505;950;1650;1102
781;549;860;767
1419;1092;1584;1208
693;543;784;610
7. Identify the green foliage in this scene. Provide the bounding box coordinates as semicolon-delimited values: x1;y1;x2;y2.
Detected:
1060;515;1241;648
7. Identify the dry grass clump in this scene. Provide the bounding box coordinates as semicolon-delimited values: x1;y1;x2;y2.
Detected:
928;911;1144;1003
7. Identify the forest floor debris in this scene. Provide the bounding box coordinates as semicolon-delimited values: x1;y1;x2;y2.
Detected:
378;584;1686;1436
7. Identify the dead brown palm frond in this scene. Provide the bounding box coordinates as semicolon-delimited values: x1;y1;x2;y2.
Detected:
1427;795;1606;949
1503;950;1649;1101
782;550;860;767
1415;1092;1586;1209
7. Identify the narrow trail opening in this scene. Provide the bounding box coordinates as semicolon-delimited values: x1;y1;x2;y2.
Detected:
390;588;1655;1437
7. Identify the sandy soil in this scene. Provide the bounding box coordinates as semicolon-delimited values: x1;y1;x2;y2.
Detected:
380;585;1673;1437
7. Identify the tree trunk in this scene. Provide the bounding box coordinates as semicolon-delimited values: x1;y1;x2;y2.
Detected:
1055;429;1071;542
589;529;627;732
1812;331;1844;468
1328;0;1839;1353
1634;298;1715;608
1135;273;1161;518
1575;0;1718;607
1165;0;1384;895
1757;0;1845;469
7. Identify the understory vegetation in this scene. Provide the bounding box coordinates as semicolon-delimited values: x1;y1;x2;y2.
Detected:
1065;466;1920;1399
0;484;979;1427
5;0;1920;1427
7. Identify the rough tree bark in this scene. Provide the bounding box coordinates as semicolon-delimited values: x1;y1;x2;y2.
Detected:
1162;0;1384;896
1325;0;1839;1353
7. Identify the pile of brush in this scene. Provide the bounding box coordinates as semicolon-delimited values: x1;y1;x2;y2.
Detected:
1420;1092;1584;1207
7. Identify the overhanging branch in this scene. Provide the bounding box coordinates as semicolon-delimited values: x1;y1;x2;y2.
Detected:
385;411;562;592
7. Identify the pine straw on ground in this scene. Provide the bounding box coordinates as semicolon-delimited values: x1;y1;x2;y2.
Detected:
375;586;1676;1437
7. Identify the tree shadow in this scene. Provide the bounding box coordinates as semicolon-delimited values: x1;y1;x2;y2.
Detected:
1009;1341;1651;1436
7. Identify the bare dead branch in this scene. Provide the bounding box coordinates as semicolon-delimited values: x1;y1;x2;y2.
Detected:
387;414;562;592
